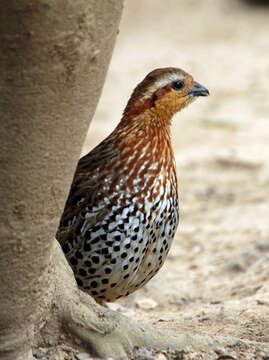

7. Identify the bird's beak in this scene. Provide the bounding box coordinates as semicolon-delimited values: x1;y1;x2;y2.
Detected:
187;81;209;97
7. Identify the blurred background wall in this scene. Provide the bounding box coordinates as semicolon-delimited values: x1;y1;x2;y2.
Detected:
84;0;269;157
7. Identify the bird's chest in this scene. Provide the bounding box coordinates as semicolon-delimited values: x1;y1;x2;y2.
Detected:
108;170;179;289
133;175;179;270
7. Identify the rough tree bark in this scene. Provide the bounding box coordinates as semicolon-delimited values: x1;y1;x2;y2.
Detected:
0;1;262;360
0;0;124;358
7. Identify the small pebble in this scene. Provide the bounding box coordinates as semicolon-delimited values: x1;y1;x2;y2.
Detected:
75;353;91;360
33;354;47;359
199;315;210;321
135;297;158;310
154;353;167;360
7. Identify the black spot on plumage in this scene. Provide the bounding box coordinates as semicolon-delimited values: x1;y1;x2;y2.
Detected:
111;282;117;288
100;289;107;293
110;213;117;222
76;277;83;287
105;240;113;247
102;278;109;284
119;223;125;230
121;252;127;259
131;234;137;241
92;225;101;232
101;247;109;255
84;230;92;240
91;290;98;296
90;281;98;288
114;235;121;241
70;257;78;265
79;268;87;277
125;243;131;249
113;245;120;252
123;274;129;279
123;264;128;270
131;205;138;215
88;268;96;274
105;267;112;274
62;242;70;254
84;260;92;267
129;256;134;262
110;258;117;264
103;223;109;231
134;227;139;233
152;203;158;211
91;237;100;245
100;234;107;240
92;256;100;264
75;250;83;259
84;242;91;252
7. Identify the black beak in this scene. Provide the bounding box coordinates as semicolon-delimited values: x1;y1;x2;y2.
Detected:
188;81;209;97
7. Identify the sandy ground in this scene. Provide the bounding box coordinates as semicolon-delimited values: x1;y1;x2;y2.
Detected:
38;1;269;359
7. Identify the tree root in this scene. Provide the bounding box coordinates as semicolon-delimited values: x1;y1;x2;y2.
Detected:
44;241;269;359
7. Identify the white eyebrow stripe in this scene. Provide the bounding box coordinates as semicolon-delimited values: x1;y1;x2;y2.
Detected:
142;72;184;100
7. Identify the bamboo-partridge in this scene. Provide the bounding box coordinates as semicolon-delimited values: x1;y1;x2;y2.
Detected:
57;67;209;302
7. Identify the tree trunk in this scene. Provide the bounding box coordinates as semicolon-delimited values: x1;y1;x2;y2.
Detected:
0;0;124;358
0;1;260;359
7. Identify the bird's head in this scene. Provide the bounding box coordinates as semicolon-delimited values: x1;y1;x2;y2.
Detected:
123;67;209;127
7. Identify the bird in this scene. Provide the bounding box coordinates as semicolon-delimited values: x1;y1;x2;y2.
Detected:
57;67;209;303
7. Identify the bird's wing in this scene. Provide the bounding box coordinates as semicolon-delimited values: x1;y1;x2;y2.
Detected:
56;139;120;247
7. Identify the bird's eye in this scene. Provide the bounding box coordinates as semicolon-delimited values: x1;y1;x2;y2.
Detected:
171;80;184;91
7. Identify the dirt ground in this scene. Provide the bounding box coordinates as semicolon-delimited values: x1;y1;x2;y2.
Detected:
38;1;269;359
